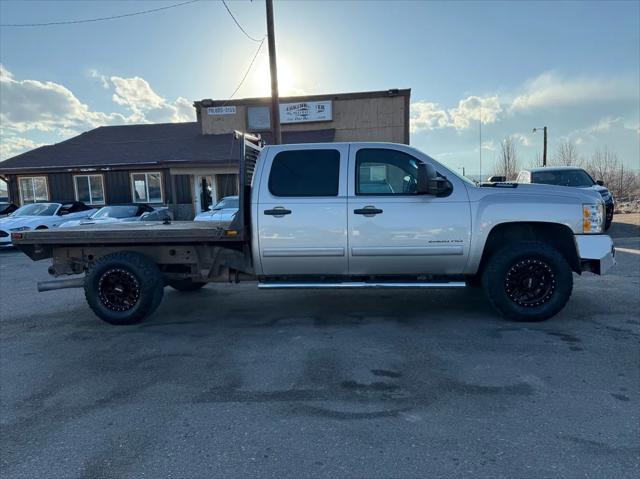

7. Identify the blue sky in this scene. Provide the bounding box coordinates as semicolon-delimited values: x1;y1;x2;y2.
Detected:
1;0;638;175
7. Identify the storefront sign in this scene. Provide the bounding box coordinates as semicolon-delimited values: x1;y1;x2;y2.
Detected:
207;106;237;115
279;101;332;124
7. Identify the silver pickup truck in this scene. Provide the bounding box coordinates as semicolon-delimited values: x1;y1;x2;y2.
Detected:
12;133;615;325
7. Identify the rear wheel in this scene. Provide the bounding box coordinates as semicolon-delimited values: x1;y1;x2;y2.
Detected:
482;241;573;322
166;278;207;292
84;252;164;325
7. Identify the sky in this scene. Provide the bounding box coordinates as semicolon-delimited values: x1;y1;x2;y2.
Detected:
0;0;638;177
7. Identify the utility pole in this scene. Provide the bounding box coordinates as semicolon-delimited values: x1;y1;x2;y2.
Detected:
265;0;281;144
479;103;482;180
533;126;548;166
543;126;547;166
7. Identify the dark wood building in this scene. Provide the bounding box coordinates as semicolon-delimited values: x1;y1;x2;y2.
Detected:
0;122;334;219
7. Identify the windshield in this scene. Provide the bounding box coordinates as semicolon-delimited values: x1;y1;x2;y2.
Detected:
92;205;139;219
212;198;239;210
531;169;595;187
11;203;59;216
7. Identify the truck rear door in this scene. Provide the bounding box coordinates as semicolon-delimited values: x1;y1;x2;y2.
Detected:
256;144;349;276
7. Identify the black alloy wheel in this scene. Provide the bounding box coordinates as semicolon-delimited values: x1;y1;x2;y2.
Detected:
504;258;555;308
98;268;141;312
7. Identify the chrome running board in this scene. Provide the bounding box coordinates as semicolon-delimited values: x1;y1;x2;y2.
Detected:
258;281;466;289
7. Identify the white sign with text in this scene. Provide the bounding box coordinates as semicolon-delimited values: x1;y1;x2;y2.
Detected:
207;106;237;116
279;101;332;124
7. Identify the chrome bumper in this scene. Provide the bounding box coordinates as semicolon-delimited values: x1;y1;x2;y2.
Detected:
575;235;615;275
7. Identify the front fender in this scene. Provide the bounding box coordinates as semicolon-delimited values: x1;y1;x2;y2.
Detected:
465;193;582;274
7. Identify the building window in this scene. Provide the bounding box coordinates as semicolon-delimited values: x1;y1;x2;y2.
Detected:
131;172;163;203
268;150;340;197
74;175;105;205
18;176;49;204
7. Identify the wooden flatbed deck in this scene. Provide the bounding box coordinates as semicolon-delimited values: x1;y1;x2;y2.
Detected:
11;221;240;245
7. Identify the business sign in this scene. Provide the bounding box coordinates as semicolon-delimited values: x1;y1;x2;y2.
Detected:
207;106;236;116
279;100;332;124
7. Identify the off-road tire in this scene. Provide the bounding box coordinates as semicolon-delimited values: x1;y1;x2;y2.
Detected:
482;241;573;322
84;251;164;325
166;278;207;292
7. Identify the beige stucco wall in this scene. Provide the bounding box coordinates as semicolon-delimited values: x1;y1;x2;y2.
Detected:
198;94;407;144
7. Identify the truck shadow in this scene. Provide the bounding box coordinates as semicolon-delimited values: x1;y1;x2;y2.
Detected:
145;286;497;330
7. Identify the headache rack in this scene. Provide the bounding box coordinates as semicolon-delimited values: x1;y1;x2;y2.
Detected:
232;131;264;241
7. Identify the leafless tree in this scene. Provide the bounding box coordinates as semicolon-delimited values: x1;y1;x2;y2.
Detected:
493;136;520;180
552;140;583;166
586;146;640;202
526;152;544;169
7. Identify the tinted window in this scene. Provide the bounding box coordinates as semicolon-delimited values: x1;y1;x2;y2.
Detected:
268;150;340;197
356;149;419;195
531;169;594;187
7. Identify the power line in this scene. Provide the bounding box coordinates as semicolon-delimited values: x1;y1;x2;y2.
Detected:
224;37;266;103
220;0;264;43
0;0;200;27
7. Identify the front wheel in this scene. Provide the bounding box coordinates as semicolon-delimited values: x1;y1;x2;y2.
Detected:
482;241;573;322
84;252;164;325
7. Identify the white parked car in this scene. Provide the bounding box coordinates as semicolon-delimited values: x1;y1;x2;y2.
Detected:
0;202;97;245
194;196;238;228
59;204;171;228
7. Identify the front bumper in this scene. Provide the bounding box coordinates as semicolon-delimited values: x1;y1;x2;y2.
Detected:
575;234;615;275
0;231;11;245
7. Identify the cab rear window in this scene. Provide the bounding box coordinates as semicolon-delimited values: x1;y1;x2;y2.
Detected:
268;149;340;197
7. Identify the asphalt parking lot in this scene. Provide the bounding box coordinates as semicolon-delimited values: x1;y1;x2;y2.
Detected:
1;216;638;479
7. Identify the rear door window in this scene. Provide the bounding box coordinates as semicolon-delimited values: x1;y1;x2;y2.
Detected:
268;149;340;197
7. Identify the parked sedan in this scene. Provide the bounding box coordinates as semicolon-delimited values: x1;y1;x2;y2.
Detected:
59;204;171;228
0;201;97;245
516;166;615;230
193;196;238;228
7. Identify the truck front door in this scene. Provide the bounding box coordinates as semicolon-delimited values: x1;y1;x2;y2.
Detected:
256;145;349;276
347;146;471;276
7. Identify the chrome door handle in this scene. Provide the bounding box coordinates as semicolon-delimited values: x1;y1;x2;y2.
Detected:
264;207;292;217
354;206;383;216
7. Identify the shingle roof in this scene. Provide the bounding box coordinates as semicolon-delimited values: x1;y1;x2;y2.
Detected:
0;122;335;173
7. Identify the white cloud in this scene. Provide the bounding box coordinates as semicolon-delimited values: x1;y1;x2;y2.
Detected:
411;95;501;132
481;140;496;151
448;96;502;130
512;133;532;146
0;65;196;160
587;116;622;134
0;136;46;160
0;64;129;134
510;72;637;111
410;101;449;132
88;69;110;89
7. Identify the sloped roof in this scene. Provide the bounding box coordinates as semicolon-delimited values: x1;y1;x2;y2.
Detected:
0;122;336;173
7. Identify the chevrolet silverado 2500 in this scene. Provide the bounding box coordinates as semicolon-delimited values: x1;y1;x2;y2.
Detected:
12;133;615;325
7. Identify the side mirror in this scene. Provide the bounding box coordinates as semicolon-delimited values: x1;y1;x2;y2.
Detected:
417;163;452;196
596;180;604;186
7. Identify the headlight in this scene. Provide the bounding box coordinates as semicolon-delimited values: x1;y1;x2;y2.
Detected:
9;226;31;232
583;203;604;233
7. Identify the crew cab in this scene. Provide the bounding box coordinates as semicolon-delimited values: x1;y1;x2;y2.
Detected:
12;133;615;325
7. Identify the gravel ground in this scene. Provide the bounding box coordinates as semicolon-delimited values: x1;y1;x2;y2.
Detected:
1;216;638;478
